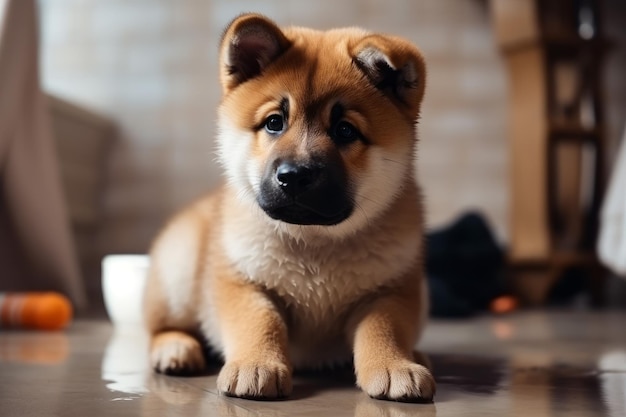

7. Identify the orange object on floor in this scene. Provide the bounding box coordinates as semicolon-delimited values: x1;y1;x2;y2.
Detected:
490;295;519;314
0;292;73;330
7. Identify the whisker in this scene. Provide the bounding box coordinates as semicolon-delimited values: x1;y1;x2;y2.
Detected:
382;157;405;165
354;201;372;229
357;194;384;211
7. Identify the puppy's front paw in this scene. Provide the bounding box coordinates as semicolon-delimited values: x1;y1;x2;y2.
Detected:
217;359;292;399
357;359;435;402
150;331;206;375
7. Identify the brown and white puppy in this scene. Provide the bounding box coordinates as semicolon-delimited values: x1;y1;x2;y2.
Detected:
143;13;435;402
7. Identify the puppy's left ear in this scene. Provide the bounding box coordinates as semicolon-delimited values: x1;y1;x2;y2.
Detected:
351;35;426;116
219;14;291;93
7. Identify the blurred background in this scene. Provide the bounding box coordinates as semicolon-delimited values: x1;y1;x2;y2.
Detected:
1;0;625;315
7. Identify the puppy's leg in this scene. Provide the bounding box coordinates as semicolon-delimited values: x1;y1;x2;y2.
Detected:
348;278;435;402
214;278;292;399
145;265;206;375
144;212;207;375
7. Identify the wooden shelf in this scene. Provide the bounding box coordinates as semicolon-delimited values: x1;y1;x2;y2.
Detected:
492;0;608;306
549;123;602;143
510;249;597;269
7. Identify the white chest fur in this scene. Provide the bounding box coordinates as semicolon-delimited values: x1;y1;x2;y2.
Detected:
221;207;421;329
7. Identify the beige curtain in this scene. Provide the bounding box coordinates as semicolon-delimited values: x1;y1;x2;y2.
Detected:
598;124;626;277
0;0;86;308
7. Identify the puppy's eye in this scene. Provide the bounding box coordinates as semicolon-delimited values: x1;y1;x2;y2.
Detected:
264;115;284;134
332;121;358;144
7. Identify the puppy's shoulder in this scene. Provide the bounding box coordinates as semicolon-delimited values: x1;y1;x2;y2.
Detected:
150;185;226;253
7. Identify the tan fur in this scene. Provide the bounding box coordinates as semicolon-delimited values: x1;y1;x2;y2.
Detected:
143;13;435;401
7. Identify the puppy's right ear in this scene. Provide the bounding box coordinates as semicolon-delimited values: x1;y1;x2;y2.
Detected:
219;14;291;93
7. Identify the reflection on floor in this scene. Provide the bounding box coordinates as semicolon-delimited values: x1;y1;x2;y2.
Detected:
1;311;625;417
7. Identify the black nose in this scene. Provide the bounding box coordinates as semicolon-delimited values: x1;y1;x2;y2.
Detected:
275;162;320;197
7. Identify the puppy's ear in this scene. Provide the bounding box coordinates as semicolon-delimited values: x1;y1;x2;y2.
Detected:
351;35;426;115
220;14;291;92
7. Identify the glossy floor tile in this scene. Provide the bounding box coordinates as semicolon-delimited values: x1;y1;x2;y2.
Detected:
1;311;625;416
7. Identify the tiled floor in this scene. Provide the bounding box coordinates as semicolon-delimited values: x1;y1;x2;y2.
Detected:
1;311;625;416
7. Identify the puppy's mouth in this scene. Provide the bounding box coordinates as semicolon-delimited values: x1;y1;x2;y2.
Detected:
262;202;353;226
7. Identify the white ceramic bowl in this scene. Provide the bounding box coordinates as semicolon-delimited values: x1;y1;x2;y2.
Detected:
102;255;150;326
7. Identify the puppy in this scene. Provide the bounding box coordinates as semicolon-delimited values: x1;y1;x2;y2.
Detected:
143;13;435;402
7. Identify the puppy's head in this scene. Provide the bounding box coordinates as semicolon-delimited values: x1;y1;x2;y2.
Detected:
217;14;426;238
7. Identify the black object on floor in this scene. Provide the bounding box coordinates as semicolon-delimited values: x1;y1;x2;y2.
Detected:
426;212;504;318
